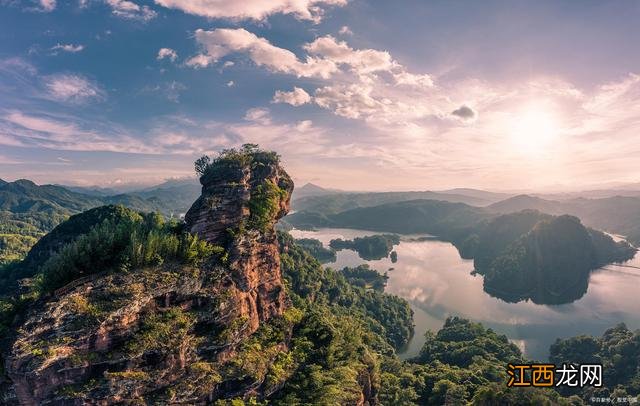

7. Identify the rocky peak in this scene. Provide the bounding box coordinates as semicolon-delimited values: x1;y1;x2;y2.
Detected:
185;149;293;334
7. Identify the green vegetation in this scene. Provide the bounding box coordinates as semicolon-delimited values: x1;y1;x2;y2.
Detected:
0;178;197;266
32;207;219;295
340;264;388;292
0;233;37;265
0;205;220;337
330;234;400;260
293;238;336;263
474;212;636;304
248;179;288;232
194;144;281;180
550;323;640;399
379;317;582;405
279;231;413;350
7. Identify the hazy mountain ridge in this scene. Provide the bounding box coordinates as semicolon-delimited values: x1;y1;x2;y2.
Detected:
488;194;640;246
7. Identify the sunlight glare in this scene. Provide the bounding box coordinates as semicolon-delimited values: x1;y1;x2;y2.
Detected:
509;103;559;155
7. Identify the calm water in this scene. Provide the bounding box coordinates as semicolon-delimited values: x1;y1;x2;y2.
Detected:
289;228;640;361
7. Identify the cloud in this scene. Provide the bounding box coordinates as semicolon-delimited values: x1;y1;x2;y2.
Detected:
153;0;347;22
189;28;337;78
303;35;395;74
157;48;178;62
51;43;85;53
272;87;311;106
43;74;105;103
451;105;476;120
339;25;353;35
165;81;186;102
185;54;214;69
244;107;271;125
106;0;157;21
226;80;235;87
314;84;385;119
38;0;56;12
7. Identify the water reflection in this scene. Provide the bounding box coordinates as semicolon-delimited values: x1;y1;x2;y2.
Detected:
289;228;640;361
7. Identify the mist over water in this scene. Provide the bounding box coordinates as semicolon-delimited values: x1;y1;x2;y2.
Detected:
290;228;640;361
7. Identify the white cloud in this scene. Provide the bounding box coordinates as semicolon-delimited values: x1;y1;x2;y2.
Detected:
244;107;272;125
153;0;347;22
226;80;235;87
43;74;105;103
272;87;311;106
106;0;157;21
304;35;395;74
189;28;337;78
0;110;155;154
339;25;353;35
157;48;178;62
185;54;214;69
39;0;56;12
51;43;85;53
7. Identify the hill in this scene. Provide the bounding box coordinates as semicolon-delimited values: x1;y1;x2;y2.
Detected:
291;182;341;200
0;179;198;264
292;189;500;215
488;194;640;246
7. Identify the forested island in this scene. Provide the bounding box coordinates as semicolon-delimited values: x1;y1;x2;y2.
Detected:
329;234;400;260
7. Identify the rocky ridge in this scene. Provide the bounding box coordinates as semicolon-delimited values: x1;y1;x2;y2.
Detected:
2;152;295;405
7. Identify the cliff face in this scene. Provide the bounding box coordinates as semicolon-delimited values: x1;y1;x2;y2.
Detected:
185;159;293;334
3;157;295;405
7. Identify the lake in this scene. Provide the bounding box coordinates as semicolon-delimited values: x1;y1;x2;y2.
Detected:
289;228;640;361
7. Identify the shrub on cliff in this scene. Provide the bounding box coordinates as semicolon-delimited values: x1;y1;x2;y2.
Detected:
194;144;281;179
36;212;219;294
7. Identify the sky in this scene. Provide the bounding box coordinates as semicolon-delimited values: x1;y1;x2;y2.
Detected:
1;0;640;192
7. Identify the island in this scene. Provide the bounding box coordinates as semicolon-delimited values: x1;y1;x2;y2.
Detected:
329;234;400;260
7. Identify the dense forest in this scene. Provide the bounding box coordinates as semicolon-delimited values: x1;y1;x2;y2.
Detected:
329;234;400;261
292;238;336;263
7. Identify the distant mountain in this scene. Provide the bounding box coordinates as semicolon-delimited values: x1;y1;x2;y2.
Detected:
59;185;122;197
487;194;640;246
487;194;565;215
0;179;104;214
436;188;513;204
131;178;200;215
291;182;341;201
292;190;495;214
0;179;189;263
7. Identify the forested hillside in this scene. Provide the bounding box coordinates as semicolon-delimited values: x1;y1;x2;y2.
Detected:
0;179;195;264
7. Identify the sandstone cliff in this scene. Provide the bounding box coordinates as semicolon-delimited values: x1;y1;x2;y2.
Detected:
185;155;293;334
3;150;295;405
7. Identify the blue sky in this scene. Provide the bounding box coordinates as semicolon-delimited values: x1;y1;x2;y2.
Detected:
1;0;640;191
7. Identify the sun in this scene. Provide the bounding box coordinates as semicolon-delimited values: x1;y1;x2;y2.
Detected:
508;104;559;155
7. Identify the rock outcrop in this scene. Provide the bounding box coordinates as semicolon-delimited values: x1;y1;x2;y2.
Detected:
2;153;295;405
185;157;293;334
